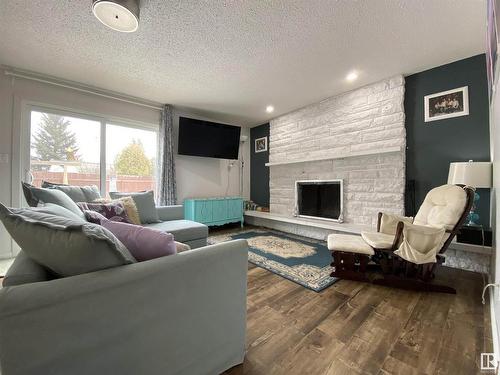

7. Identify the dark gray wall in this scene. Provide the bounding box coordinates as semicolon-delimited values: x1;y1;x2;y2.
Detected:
250;123;270;207
405;54;491;226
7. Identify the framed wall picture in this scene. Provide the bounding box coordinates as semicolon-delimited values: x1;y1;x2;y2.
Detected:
255;136;268;153
424;86;469;122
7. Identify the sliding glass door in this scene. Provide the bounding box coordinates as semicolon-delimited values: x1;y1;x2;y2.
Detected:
106;123;157;194
30;110;102;188
27;107;158;197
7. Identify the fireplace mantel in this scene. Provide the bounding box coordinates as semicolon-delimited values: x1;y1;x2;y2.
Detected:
265;146;402;167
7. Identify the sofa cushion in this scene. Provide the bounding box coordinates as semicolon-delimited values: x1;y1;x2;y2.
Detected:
21;184;85;219
3;251;55;287
41;181;101;203
0;203;136;277
183;238;207;249
143;220;208;243
101;219;177;261
109;191;159;224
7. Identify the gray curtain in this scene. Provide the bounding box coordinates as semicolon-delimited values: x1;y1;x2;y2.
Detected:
157;104;177;205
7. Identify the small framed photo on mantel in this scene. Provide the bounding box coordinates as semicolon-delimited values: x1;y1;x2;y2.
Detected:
424;86;469;123
255;136;268;153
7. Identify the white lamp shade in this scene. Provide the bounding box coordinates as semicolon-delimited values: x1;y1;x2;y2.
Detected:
448;161;492;188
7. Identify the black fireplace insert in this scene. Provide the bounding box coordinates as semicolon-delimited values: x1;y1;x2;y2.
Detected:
296;180;343;221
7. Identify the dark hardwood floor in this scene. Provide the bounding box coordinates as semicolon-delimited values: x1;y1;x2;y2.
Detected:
224;263;492;375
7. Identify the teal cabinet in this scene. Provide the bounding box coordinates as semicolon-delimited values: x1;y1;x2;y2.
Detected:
184;197;244;227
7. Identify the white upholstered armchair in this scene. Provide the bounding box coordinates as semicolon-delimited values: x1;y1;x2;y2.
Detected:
330;184;474;293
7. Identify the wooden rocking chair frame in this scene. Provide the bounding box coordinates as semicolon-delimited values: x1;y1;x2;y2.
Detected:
370;185;475;294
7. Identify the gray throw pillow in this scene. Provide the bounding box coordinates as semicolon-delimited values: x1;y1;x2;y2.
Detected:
109;191;159;224
41;181;101;203
0;203;136;277
32;203;87;222
21;182;40;207
23;185;85;220
3;251;55;287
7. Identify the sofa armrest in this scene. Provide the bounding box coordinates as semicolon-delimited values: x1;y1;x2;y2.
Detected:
156;204;184;221
0;240;249;375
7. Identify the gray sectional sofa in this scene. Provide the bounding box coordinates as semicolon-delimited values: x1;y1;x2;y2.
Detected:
22;183;210;249
0;186;249;375
152;205;208;248
0;239;248;375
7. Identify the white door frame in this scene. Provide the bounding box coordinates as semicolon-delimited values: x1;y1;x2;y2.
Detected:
15;101;160;207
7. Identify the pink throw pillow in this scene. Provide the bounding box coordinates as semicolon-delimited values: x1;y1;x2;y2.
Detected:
101;219;177;261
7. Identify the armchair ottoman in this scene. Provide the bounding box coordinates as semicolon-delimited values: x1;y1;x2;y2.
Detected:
328;234;374;282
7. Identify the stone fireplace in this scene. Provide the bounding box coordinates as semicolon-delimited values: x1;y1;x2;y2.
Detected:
268;75;406;226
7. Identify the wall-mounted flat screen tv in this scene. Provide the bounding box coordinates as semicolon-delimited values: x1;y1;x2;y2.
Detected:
178;117;241;160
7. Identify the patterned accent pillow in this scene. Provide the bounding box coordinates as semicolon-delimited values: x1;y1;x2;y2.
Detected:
83;210;108;224
77;201;132;224
93;197;141;225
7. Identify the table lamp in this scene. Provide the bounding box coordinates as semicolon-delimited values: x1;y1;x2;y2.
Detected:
448;160;492;226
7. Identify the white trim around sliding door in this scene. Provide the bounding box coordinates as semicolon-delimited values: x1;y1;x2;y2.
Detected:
14;101;159;206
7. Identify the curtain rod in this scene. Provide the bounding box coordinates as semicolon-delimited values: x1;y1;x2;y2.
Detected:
4;68;163;111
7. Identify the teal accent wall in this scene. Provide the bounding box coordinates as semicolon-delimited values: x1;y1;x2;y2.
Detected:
405;54;491;226
250;123;270;207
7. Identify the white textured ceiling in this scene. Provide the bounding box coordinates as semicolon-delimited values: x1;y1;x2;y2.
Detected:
0;0;486;126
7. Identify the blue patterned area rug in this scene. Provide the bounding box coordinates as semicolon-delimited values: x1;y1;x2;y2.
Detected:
209;229;338;292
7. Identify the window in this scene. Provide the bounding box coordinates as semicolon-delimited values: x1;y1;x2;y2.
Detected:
29;108;158;197
30;111;101;188
106;123;157;194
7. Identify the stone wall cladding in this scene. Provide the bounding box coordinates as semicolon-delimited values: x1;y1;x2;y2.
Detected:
269;76;406;226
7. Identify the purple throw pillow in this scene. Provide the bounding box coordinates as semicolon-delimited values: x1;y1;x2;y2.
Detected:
101;219;177;261
77;201;132;224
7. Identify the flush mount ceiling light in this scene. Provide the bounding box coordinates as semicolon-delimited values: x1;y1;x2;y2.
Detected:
346;71;358;82
92;0;140;33
266;105;275;113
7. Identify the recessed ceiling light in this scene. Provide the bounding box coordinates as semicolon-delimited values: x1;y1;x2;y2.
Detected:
92;0;140;33
346;71;358;82
266;105;275;113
